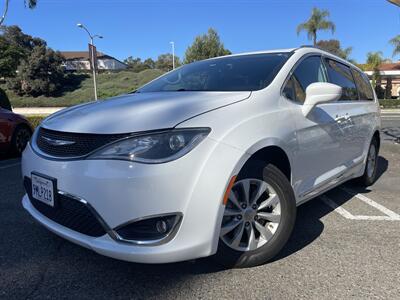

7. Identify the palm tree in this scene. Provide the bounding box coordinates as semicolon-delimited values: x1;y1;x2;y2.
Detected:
389;35;400;57
1;0;37;26
297;7;336;46
366;51;383;88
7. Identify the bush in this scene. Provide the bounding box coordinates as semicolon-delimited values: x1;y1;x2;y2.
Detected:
0;88;12;110
25;115;46;129
375;85;385;99
379;99;400;108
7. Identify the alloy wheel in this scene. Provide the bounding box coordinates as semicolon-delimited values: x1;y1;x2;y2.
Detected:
220;178;281;252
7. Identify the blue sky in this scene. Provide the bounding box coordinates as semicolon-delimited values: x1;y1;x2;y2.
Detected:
4;0;400;63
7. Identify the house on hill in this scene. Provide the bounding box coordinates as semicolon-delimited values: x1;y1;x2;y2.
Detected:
60;51;128;71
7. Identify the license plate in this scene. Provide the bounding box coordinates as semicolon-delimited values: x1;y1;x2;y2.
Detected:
31;173;56;207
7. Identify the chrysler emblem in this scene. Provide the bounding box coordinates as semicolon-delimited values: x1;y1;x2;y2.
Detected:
42;137;76;146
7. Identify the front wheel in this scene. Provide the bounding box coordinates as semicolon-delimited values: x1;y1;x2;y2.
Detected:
10;125;31;156
215;163;296;268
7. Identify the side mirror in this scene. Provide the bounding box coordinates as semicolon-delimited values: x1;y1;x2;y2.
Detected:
302;82;342;117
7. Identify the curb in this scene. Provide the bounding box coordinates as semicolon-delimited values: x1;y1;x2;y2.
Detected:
13;107;65;116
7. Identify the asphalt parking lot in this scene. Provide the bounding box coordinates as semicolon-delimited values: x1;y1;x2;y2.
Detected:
1;116;399;299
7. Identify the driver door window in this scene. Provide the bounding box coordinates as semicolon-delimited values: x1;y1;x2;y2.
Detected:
283;56;327;103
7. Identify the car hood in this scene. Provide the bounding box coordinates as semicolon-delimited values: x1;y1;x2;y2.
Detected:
42;91;251;134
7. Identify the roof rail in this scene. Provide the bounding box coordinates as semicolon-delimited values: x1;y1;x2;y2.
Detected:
293;45;326;52
299;45;316;48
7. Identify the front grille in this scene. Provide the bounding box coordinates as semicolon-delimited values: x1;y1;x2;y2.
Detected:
36;127;131;158
24;177;106;237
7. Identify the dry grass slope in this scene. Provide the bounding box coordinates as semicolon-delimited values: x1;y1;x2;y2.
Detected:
2;69;164;108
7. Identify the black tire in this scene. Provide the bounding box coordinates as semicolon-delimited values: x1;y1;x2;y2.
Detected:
10;125;31;156
356;138;379;187
214;162;296;268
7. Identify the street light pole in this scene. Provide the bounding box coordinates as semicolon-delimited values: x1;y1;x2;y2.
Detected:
77;23;103;100
170;41;175;70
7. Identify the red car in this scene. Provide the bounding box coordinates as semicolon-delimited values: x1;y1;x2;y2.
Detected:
0;107;32;156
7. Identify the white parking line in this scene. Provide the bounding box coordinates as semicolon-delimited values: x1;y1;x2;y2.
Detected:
0;162;21;170
341;187;400;220
320;188;400;221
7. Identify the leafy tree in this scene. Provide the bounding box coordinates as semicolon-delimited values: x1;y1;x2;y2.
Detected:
297;7;335;46
366;51;383;88
0;25;45;77
143;58;155;69
25;0;37;8
155;53;180;71
374;84;385;99
124;57;157;72
0;36;23;77
389;35;400;57
184;28;231;63
124;56;148;73
316;39;355;62
385;78;393;99
2;25;45;51
7;45;65;96
1;0;37;26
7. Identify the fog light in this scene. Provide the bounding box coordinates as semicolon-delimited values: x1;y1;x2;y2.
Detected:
114;213;182;243
156;220;168;233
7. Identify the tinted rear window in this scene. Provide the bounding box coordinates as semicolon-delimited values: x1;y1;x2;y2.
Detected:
324;58;358;101
138;53;291;92
352;69;374;101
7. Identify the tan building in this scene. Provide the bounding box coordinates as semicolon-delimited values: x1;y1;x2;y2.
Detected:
364;63;400;99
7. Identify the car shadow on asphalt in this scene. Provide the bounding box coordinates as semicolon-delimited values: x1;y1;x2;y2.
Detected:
0;152;20;160
271;155;388;263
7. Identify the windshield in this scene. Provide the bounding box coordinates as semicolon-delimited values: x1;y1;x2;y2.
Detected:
138;53;291;92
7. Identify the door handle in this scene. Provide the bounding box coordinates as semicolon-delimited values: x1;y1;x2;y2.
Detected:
334;115;346;123
335;114;352;123
343;113;354;125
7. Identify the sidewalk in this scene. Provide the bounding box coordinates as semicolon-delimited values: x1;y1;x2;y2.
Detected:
13;107;65;116
381;109;400;114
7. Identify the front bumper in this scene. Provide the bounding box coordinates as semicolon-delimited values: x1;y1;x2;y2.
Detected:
21;137;248;263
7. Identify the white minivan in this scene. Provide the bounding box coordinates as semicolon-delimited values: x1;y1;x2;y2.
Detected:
22;46;380;268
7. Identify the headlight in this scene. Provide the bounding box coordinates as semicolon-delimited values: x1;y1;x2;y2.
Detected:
87;128;210;163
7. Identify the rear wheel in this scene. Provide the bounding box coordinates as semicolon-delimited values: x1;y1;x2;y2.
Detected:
10;125;31;156
215;163;296;268
356;138;379;187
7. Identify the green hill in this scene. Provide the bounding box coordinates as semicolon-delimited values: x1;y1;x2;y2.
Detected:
2;69;164;108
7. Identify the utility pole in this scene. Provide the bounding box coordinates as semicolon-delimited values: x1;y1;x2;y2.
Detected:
0;0;9;26
77;23;103;100
170;41;175;70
